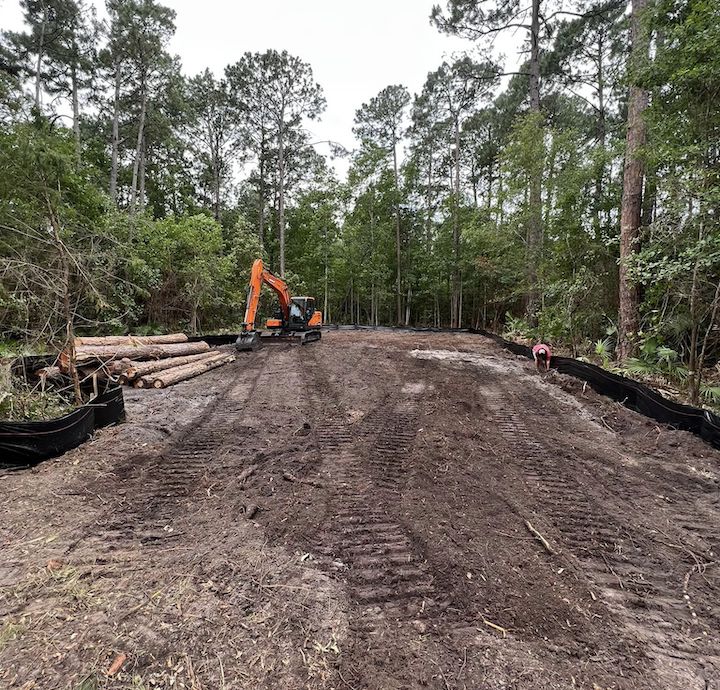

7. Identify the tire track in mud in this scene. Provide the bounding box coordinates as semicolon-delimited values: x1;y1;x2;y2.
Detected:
480;374;720;679
308;378;438;633
66;352;268;560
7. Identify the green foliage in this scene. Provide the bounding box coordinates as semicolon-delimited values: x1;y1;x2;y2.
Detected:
503;314;531;341
131;214;240;332
594;337;614;363
700;384;720;406
0;380;75;421
621;337;690;383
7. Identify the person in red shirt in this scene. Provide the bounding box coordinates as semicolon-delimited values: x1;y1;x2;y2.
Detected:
532;343;552;372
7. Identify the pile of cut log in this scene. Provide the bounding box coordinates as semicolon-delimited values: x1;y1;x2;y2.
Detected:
61;333;235;389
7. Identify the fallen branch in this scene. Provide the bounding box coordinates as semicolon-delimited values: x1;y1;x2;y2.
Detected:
481;616;508;637
283;471;322;487
525;520;555;555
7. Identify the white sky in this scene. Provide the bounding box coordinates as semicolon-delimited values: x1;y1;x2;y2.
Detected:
1;0;518;175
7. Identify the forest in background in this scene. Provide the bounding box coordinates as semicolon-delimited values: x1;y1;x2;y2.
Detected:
0;0;719;405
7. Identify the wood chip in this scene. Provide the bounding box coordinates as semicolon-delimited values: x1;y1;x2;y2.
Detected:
107;652;127;676
238;464;258;483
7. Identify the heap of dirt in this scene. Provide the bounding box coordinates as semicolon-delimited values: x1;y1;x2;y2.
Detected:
1;330;718;689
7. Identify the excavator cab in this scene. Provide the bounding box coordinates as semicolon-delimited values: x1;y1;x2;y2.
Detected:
290;297;320;329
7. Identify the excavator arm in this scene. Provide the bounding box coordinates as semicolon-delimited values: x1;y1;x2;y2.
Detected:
241;258;292;332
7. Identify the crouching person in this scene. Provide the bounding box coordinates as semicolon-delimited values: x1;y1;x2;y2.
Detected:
532;343;552;372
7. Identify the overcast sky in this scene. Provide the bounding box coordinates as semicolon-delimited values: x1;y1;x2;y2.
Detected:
1;0;514;174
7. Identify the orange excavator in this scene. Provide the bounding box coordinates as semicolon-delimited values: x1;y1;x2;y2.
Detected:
236;258;323;351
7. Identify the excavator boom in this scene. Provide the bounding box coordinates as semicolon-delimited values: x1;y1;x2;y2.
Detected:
236;258;322;351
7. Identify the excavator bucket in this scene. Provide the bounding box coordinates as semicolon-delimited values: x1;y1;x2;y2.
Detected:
235;331;262;352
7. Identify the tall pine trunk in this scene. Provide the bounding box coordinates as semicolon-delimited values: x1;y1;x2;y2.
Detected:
278;121;286;276
451;117;461;328
393;137;402;324
594;36;607;237
618;0;649;360
212;126;221;221
258;134;266;244
71;61;81;167
525;0;543;325
426;151;433;253
110;62;121;203
138;143;146;213
34;4;48;110
130;80;148;215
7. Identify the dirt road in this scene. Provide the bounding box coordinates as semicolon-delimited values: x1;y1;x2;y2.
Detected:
1;331;719;689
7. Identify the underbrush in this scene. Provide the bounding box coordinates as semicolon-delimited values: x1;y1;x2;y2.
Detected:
0;380;76;421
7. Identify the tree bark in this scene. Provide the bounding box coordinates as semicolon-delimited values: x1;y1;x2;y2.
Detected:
618;0;649;360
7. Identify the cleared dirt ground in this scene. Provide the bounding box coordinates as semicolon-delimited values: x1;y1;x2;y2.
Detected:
1;331;719;690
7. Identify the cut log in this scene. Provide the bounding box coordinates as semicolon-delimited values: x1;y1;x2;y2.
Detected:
139;352;235;389
75;333;188;346
106;358;133;375
124;351;218;381
74;341;210;364
139;352;232;388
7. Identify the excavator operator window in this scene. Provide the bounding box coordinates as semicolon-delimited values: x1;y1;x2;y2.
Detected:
306;299;316;321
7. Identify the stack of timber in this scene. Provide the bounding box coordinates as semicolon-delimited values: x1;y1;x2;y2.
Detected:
62;333;235;389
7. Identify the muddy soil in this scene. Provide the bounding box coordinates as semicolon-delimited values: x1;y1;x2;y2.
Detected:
1;331;719;690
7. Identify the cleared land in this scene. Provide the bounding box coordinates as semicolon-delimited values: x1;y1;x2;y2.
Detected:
1;331;719;689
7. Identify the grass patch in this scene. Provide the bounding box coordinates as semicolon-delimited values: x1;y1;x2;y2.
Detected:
72;675;99;690
12;564;98;611
0;620;25;650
